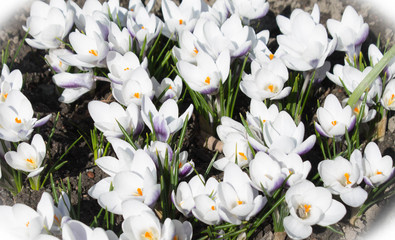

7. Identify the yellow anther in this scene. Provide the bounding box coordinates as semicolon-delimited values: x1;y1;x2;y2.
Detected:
269;54;274;60
204;76;210;84
26;221;30;227
89;49;98;56
124;67;130;71
134;92;140;98
59;61;62;67
344;173;352;185
388;94;395;106
179;19;183;25
15;118;22;123
331;120;337;126
238;152;247;161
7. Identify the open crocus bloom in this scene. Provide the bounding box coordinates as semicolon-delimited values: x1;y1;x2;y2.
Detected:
246;100;279;131
0;64;23;102
217;163;267;225
5;134;46;178
0;90;51;142
106;51;147;84
23;0;74;49
284;180;346;240
172;30;200;63
177;50;230;95
249;151;286;194
112;67;154;106
88;100;144;138
327;5;369;58
342;98;376;123
381;79;395;111
276;4;336;71
315;94;356;139
141;96;194;142
249;111;316;155
318;151;368;207
152;76;183;102
171;175;219;217
240;58;290;101
326;65;382;105
362;142;394;187
161;0;207;39
44;49;73;73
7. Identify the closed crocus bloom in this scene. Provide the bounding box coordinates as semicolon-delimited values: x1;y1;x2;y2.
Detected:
276;4;336;71
284;180;346;240
152;76;183;102
177;50;230;95
145;141;173;167
381;79;395;111
318;151;367;207
226;0;269;23
363;142;394;187
88;100;144;138
369;44;395;79
52;71;95;103
315;94;356;139
62;220;118;240
23;0;74;49
0;64;23;102
249;151;286;194
121;210;166;240
246;100;279;131
5;134;46;178
327;5;369;58
218;163;267;224
44;49;73;73
108;23;132;54
192;194;221;225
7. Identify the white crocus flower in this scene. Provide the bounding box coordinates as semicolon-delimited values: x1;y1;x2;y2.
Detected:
152;76;183;102
145;141;173;167
225;0;269;24
177;50;230;95
216;116;247;142
172;30;200;63
249;30;271;61
326;65;382;105
161;0;207;39
269;150;311;187
52;71;95;103
44;49;73;73
192;194;222;225
249;151;286;194
112;67;154;106
276;4;337;71
199;0;228;27
60;30;109;69
172;175;219;217
249;111;316;155
4;134;46;178
194;15;254;58
240;58;290;101
141;96;194;142
0;203;45;239
218;163;267;225
106;51;147;85
318;151;367;207
0;90;51;142
128;0;156;19
327;5;369;58
246;100;279;131
362;142;394;187
381;79;395;111
88;100;144;138
283;180;346;240
315;94;356;139
108;22;132;54
0;64;23;102
368;44;395;80
62;220;118;240
127;8;163;49
342;98;376;123
23;0;74;49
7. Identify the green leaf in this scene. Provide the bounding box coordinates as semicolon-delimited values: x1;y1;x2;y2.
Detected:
348;45;395;107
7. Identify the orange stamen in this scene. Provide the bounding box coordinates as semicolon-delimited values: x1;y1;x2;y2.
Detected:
59;61;62;67
268;84;274;92
344;173;352;185
137;188;143;196
376;170;383;175
26;221;30;227
134;92;140;98
179;19;183;25
178;162;182;169
174;236;179;240
262;119;266;123
141;26;145;29
269;54;274;60
354;107;360;114
304;204;311;213
3;93;8;99
211;205;216;210
193;48;198;55
331;120;337;126
237;200;243;205
15;118;21;123
124;67;130;71
26;158;34;164
54;214;61;225
130;8;134;11
89;49;98;56
388;94;395;106
144;231;153;240
169;85;173;90
238;152;247;161
204;76;210;84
